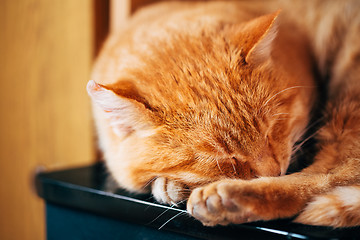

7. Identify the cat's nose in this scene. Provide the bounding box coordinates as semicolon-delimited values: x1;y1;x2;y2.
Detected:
254;155;282;177
256;164;281;177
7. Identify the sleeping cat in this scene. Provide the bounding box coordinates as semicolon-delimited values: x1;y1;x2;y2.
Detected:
87;0;360;227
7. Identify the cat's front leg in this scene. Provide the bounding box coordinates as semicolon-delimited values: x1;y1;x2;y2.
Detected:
151;177;189;205
187;175;327;226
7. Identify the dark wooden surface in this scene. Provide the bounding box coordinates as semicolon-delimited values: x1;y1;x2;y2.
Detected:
36;163;360;239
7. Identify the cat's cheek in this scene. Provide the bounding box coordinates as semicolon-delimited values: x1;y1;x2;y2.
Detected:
107;164;152;194
105;136;155;193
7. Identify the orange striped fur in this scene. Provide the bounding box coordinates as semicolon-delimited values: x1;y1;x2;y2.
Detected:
88;0;360;227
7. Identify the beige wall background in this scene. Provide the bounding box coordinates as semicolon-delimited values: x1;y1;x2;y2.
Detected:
0;0;168;239
0;0;108;239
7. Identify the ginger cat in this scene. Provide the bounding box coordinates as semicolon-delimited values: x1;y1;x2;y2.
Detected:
87;0;360;227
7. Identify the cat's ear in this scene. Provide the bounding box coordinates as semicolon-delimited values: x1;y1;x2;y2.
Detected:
242;10;281;65
87;80;154;138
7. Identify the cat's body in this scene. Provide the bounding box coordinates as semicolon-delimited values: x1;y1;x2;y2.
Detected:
88;0;360;227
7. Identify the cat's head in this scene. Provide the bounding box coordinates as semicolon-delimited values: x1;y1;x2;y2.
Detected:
88;11;314;192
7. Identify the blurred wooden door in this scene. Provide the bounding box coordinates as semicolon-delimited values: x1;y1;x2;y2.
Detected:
0;0;165;239
0;0;109;239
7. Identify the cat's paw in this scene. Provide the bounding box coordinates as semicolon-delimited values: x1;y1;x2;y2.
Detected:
187;180;262;226
151;177;188;205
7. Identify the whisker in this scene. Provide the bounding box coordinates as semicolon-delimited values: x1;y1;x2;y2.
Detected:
175;199;189;205
168;189;192;194
292;129;320;155
141;178;157;192
291;117;325;155
271;112;290;117
158;212;186;230
259;86;313;113
216;159;224;174
274;117;290;121
148;204;177;224
170;197;189;207
299;116;325;137
230;158;237;175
